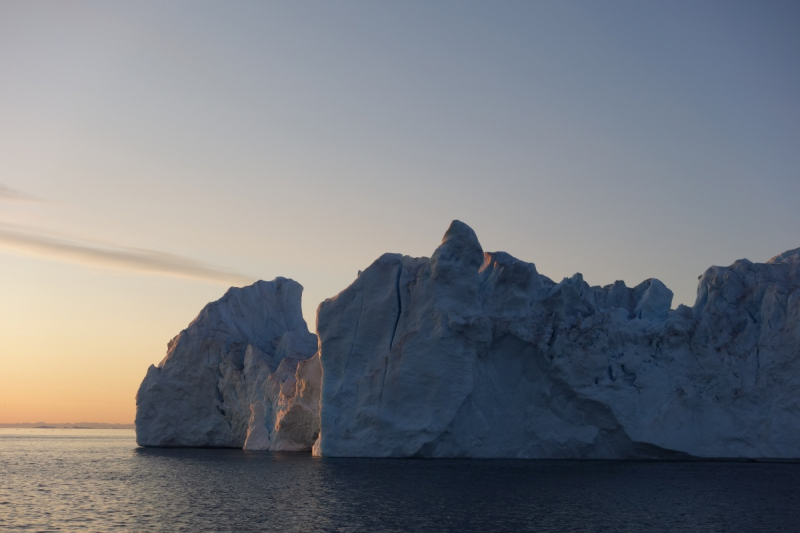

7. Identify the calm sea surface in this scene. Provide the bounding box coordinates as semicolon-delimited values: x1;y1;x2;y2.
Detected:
1;429;798;532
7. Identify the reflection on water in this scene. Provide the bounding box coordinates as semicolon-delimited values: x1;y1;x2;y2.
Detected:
1;429;798;532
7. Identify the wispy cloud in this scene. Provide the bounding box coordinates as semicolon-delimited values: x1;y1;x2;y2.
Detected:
0;184;40;202
0;224;254;286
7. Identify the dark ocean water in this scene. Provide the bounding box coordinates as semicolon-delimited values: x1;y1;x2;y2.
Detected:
1;429;798;532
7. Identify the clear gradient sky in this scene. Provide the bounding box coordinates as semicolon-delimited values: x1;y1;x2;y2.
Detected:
1;1;798;424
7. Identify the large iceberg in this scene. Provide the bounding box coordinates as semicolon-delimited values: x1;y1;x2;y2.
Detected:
315;221;800;458
136;221;800;459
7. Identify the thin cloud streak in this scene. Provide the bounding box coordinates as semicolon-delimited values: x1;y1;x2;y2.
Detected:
0;225;254;286
0;184;40;202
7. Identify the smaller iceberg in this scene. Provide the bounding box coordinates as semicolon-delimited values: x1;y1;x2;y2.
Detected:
135;278;320;450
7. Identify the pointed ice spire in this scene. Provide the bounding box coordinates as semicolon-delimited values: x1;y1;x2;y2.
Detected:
431;220;484;271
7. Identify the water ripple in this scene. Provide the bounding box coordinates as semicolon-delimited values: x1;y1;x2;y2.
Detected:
1;429;798;532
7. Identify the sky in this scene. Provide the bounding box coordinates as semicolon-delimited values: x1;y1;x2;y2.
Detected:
1;1;798;424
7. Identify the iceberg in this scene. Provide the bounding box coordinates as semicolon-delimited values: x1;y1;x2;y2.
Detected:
315;221;800;458
135;278;318;449
136;222;800;459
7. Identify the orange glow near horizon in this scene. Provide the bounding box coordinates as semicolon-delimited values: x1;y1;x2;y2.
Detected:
0;257;236;424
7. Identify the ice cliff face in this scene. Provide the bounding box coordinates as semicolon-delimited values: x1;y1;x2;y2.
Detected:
315;221;800;459
135;278;319;449
136;222;800;459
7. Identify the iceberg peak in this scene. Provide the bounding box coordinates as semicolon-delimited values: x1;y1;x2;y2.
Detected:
431;220;484;271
